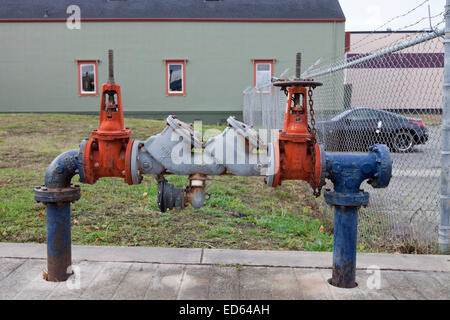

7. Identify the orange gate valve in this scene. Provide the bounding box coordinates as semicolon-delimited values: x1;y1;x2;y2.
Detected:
265;79;324;196
79;50;138;186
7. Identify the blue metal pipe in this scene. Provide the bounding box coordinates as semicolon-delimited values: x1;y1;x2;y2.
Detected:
323;144;392;288
332;206;358;288
46;203;72;281
34;149;81;282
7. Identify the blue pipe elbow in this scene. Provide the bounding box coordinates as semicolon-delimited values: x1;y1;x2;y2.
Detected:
44;149;81;188
323;144;392;207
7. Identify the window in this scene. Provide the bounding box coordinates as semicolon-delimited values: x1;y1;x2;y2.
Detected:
253;59;274;93
165;60;186;96
77;60;98;96
346;109;377;121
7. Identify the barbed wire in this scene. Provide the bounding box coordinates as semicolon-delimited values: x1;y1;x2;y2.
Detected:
350;10;444;53
306;17;444;78
301;0;444;76
350;0;431;50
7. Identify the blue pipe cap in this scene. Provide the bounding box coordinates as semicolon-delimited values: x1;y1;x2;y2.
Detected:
367;144;392;189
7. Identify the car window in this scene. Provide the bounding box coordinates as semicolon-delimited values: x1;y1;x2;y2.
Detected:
330;109;353;121
345;109;377;121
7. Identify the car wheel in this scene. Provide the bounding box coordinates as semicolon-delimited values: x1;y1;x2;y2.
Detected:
392;130;415;152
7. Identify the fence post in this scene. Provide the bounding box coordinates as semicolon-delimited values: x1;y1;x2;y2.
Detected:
440;0;450;254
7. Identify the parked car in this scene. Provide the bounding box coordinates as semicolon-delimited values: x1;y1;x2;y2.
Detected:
316;108;428;152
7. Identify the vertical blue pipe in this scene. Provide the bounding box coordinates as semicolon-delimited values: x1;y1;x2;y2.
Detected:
324;145;392;288
46;203;72;282
331;206;358;288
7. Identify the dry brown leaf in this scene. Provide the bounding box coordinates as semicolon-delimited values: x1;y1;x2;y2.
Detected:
2;231;8;237
32;203;45;211
124;228;131;233
142;192;148;197
318;225;324;233
73;219;79;225
38;211;44;217
1;208;5;213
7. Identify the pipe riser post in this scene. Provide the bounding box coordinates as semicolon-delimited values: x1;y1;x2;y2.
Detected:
331;206;358;288
46;203;72;282
34;184;80;282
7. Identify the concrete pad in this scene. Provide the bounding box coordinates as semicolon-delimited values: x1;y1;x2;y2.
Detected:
238;266;274;300
80;262;132;300
261;267;305;300
355;252;450;272
292;268;334;299
400;271;450;300
13;262;60;300
47;261;106;300
0;243;46;259
0;258;26;282
202;248;331;268
112;263;158;300
203;248;450;272
1;243;448;273
382;271;430;300
0;243;203;264
238;266;306;300
0;243;449;300
0;259;46;300
177;265;214;300
144;264;185;300
205;266;240;300
319;269;379;300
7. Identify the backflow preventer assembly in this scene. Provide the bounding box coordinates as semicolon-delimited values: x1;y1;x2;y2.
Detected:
34;50;392;288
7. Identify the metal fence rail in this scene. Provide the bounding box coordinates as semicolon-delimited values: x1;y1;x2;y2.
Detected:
243;28;446;253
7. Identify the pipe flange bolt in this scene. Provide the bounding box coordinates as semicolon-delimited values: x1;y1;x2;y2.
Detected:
34;185;81;204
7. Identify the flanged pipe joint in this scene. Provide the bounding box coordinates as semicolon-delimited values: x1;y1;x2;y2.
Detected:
322;144;392;288
34;149;82;282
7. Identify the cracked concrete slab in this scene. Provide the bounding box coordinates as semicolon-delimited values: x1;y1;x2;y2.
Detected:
0;243;448;300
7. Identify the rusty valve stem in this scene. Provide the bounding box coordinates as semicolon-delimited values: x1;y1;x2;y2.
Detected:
107;49;115;85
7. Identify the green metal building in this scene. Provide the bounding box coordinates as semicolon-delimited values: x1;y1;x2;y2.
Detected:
0;0;345;123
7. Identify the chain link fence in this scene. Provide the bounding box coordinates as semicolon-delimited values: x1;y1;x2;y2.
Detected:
243;29;444;253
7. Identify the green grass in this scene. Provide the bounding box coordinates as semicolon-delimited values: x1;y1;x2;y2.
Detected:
0;113;334;251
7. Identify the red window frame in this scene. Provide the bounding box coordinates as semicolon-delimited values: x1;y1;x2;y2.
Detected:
165;59;187;96
77;60;99;96
253;59;275;90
